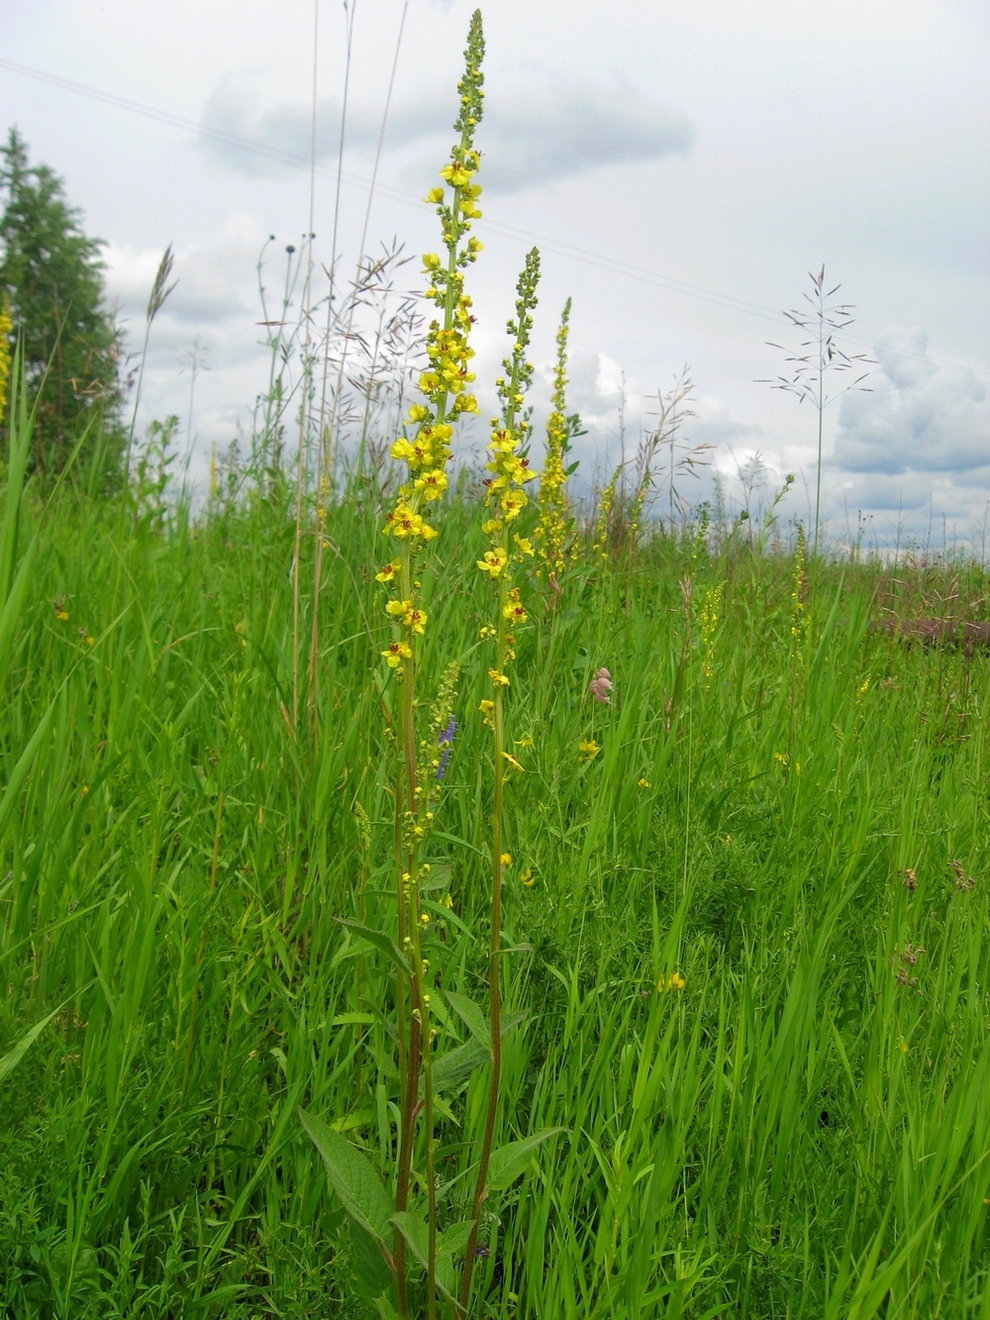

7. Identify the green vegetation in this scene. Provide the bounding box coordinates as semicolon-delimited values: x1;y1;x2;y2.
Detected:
0;127;122;475
1;384;988;1315
1;14;988;1318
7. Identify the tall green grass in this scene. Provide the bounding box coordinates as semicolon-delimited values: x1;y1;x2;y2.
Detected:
1;406;987;1314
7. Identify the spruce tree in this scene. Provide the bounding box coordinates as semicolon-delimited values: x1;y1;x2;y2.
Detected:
0;126;122;472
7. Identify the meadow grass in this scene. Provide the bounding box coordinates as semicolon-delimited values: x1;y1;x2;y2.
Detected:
1;13;989;1315
1;417;988;1315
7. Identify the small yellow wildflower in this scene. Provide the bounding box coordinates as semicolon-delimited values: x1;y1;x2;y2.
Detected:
659;972;686;992
513;534;535;556
502;588;527;625
578;739;601;762
500;853;512;866
403;605;427;634
81;785;89;796
897;1039;909;1054
488;668;509;687
520;867;534;887
57;611;69;622
381;640;413;669
502;752;525;772
638;777;651;789
477;546;508;577
515;734;533;748
375;561;400;583
414;468;448;500
86;636;95;646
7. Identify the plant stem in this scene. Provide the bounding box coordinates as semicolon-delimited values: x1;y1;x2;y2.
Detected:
459;563;508;1311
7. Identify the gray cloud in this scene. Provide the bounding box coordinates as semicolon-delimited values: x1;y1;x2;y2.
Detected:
833;328;989;476
197;75;452;176
196;72;694;191
479;77;694;193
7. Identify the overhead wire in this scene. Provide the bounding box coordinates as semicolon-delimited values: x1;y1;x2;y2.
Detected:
0;55;986;381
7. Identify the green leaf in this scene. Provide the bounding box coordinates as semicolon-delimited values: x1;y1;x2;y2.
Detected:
432;1039;487;1093
333;917;411;977
439;1220;476;1257
389;1210;429;1272
487;1128;565;1193
391;1212;459;1305
373;1297;402;1319
350;1221;395;1304
444;990;491;1050
0;696;57;845
299;1108;394;1254
0;999;68;1086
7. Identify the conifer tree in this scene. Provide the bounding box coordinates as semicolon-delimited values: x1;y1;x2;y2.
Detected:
0;127;121;471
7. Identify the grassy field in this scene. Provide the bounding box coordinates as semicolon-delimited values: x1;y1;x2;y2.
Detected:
1;413;988;1316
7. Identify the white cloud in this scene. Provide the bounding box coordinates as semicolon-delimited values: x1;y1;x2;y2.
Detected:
478;75;695;194
834;328;989;477
195;70;694;193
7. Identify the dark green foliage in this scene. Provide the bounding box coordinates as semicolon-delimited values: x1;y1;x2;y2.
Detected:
0;127;122;475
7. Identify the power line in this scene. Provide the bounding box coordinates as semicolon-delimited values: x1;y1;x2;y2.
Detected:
1;55;986;382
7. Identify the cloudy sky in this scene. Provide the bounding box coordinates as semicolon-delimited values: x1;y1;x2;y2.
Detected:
2;0;988;548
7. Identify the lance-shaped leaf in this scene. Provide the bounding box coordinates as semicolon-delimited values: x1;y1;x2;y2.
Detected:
299;1108;394;1263
487;1127;565;1193
333;917;411;977
444;989;491;1050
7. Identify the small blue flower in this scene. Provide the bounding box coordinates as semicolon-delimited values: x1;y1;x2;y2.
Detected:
436;718;457;779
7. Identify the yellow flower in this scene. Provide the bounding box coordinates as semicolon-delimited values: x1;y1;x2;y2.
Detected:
381;640;413;668
423;252;442;270
637;777;651;789
386;598;412;619
520;867;534;887
386;503;422;539
414;468;448;500
515;734;533;748
578;739;600;762
85;636;95;646
500;852;512;866
488;669;509;687
477;546;508;577
375;561;400;583
897;1039;909;1054
479;698;495;726
502;589;527;624
57;611;69;622
513;534;535;556
502;752;525;772
659;972;686;992
404;606;427;635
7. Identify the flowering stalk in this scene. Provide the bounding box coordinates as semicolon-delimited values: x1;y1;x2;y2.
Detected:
461;247;540;1311
535;297;575;595
376;14;484;1314
0;295;13;422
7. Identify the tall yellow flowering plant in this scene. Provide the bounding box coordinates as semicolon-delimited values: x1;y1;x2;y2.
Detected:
0;296;13;423
460;247;541;1308
534;297;575;595
301;14;485;1319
